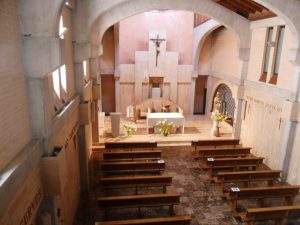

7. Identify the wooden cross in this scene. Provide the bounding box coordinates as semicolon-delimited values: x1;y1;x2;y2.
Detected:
150;34;166;67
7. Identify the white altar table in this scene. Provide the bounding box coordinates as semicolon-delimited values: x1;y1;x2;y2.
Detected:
146;112;185;134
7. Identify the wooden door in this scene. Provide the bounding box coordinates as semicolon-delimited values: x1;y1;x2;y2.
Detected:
101;75;116;115
194;76;207;114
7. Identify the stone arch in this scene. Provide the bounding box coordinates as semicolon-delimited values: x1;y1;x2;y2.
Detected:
89;0;251;53
211;83;236;124
192;19;222;73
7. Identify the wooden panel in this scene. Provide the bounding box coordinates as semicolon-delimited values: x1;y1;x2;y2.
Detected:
96;215;192;225
194;76;207;114
79;102;91;125
101;75;116;114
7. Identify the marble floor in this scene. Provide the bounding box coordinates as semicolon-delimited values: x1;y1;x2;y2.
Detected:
97;115;233;144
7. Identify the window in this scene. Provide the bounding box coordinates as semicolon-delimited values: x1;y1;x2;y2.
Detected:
59;16;67;39
260;27;273;82
273;26;285;75
260;26;285;85
52;64;68;112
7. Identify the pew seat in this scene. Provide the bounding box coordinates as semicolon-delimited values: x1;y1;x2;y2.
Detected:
197;147;251;159
215;170;282;191
192;139;240;149
100;175;172;195
101;160;165;174
228;185;300;212
95;215;192;225
105;142;157;151
98;193;181;218
239;205;300;225
103;151;161;161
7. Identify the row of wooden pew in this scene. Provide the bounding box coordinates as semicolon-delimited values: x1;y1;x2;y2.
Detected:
192;139;300;225
96;142;192;225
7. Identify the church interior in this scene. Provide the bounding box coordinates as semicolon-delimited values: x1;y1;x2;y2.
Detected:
2;0;300;225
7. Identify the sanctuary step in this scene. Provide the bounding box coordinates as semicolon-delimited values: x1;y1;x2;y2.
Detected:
215;170;282;191
105;142;157;151
227;185;300;213
192;139;240;148
95;215;192;225
100;175;172;195
103;151;162;161
101;160;165;174
98;193;181;219
206;157;264;173
239;205;300;225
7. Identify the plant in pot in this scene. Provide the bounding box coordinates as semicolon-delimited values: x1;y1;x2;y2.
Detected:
123;124;137;136
211;110;228;137
156;120;174;137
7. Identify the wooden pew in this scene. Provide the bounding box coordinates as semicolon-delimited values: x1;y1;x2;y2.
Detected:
98;193;181;219
105;142;157;151
95;215;192;225
100;175;172;195
192;139;240;150
228;185;300;213
215;170;282;191
197;147;251;159
206;157;264;173
240;205;300;225
103;150;162;161
101;160;165;174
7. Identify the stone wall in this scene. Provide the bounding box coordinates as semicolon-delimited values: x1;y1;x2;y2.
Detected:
0;0;32;171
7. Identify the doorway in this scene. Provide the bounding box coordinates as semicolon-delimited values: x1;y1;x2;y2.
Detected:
194;75;207;114
101;75;116;115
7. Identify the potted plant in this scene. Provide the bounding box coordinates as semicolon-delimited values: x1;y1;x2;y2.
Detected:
211;110;228;137
156;120;174;137
123;124;137;136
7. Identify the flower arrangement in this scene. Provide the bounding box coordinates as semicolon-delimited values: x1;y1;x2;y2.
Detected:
123;124;137;136
156;120;174;137
211;110;228;124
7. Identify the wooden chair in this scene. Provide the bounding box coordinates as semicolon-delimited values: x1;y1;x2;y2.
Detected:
100;175;173;195
103;150;162;161
206;157;264;174
95;215;192;225
101;160;165;174
191;139;240;150
197;147;251;159
97;193;181;219
228;185;300;213
105;142;157;151
239;205;300;225
215;170;282;191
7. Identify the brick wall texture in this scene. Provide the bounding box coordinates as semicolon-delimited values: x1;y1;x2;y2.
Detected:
0;0;32;171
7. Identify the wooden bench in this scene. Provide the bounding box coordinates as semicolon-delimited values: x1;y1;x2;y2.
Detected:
100;175;172;195
95;215;192;225
215;170;281;191
98;193;181;219
228;185;300;213
103;151;162;161
206;157;264;174
101;160;165;174
192;139;240;150
105;142;157;151
240;205;300;225
197;147;251;159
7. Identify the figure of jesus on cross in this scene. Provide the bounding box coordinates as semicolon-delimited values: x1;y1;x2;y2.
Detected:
150;34;166;67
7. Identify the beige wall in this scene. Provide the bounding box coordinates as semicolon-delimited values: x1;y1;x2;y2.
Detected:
0;0;32;171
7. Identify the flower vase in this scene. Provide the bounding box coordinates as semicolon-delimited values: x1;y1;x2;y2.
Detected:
212;121;220;137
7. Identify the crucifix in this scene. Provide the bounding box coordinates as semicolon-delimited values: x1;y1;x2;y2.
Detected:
150;34;166;67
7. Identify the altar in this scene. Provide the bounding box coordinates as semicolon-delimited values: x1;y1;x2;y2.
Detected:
146;112;185;134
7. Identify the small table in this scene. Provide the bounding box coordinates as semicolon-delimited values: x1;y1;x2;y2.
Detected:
146;112;185;134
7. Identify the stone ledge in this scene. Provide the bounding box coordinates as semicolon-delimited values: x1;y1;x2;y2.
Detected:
0;139;43;218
